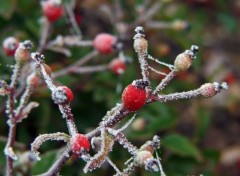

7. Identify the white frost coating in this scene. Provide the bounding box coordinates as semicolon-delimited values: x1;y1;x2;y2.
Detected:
31;132;70;160
108;114;136;136
31;52;56;91
3;37;18;50
106;157;121;174
156;151;166;176
101;103;123;124
4;147;18;160
147;55;175;70
221;82;228;90
149;66;168;76
213;82;221;92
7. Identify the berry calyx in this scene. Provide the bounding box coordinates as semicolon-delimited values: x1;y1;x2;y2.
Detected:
52;86;73;104
121;80;147;111
2;37;19;56
70;134;90;154
109;58;126;75
174;45;199;72
93;33;116;54
41;0;64;22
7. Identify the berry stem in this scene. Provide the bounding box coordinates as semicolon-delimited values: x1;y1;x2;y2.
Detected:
52;50;98;78
157;89;201;102
38;19;51;53
40;148;71;176
58;104;78;135
153;70;177;95
15;84;33;120
65;4;82;37
71;65;108;74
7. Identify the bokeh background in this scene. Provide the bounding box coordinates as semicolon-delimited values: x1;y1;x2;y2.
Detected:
0;0;240;175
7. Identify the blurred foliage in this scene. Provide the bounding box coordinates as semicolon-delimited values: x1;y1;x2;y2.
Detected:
0;0;240;175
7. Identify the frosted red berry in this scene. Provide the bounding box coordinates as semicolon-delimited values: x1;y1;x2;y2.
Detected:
109;58;126;75
70;134;90;154
121;83;147;111
93;33;116;54
2;37;19;56
61;86;74;102
41;0;64;22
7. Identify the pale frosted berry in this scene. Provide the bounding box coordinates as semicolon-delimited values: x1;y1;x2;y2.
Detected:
2;37;19;56
52;86;73;104
200;83;218;98
134;150;153;166
109;58;126;75
26;73;39;87
70;134;90;154
133;26;148;54
200;82;228;98
41;0;64;22
93;33;116;54
121;81;147;111
15;40;33;63
174;53;192;72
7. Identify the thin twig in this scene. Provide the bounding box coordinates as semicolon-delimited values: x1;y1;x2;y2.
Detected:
52;50;98;79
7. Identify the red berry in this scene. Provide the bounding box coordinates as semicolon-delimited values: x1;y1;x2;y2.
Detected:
41;0;64;22
122;83;147;111
93;33;116;54
70;134;90;154
2;37;19;56
62;86;74;102
109;58;126;75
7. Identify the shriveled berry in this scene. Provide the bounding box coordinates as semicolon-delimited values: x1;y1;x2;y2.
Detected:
2;37;19;56
41;0;64;22
122;82;147;111
70;134;90;154
93;33;116;54
52;86;73;104
109;58;126;75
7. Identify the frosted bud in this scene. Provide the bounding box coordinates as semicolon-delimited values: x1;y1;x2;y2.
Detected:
15;40;33;64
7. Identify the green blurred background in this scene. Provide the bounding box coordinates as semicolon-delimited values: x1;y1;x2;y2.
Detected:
0;0;240;175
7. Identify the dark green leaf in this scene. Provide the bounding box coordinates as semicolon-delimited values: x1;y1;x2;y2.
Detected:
162;134;201;159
